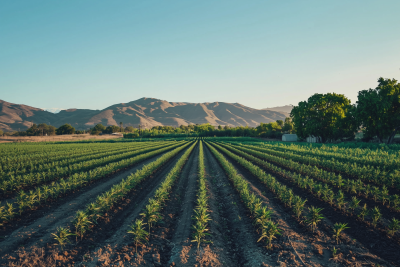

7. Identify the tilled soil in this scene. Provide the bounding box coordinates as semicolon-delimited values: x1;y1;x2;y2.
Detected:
213;142;396;267
2;145;191;266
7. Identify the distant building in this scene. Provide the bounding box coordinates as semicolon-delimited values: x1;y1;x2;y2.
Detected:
306;136;321;143
282;134;298;142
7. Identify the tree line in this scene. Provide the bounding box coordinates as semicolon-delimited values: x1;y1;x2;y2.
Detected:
291;77;400;144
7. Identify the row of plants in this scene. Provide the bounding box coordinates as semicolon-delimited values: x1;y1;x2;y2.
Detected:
0;142;179;194
70;141;196;247
0;141;162;179
215;142;400;237
205;142;282;249
224;142;400;211
191;141;211;249
251;142;400;170
233;142;399;189
0;142;190;227
208;142;356;245
0;142;126;165
126;141;197;253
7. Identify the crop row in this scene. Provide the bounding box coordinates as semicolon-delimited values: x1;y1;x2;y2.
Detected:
205;142;282;249
223;142;400;211
216;142;400;237
251;142;400;170
72;141;196;245
191;141;211;249
232;142;399;189
0;142;130;165
0;142;156;177
0;142;179;194
0;142;190;226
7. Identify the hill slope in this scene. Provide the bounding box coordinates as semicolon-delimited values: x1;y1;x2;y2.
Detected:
0;98;288;131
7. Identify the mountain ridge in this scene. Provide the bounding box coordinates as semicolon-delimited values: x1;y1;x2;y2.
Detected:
0;98;289;131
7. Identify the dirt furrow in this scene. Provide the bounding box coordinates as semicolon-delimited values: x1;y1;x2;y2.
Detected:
2;147;190;266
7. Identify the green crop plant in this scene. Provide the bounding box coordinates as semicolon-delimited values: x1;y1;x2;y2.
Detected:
257;221;281;250
127;219;149;253
358;204;369;221
349;196;361;213
51;227;75;251
73;210;93;241
293;196;307;219
371;207;382;227
332;223;350;244
335;190;346;210
387;218;400;237
254;206;273;232
141;202;162;233
305;206;324;232
191;220;210;249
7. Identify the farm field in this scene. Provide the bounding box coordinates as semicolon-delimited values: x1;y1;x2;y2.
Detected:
0;138;399;266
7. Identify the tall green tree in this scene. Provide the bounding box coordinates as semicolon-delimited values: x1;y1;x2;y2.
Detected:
356;78;400;144
56;124;75;135
291;93;356;142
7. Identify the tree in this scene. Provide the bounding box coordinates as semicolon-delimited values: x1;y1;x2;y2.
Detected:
356;78;400;144
291;93;355;142
0;130;3;136
56;124;75;135
282;117;294;133
104;125;120;134
120;122;123;132
92;124;106;132
124;126;135;132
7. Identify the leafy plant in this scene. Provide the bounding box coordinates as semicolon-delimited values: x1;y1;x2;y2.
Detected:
387;218;400;237
293;196;307;219
127;219;149;253
51;227;75;251
305;206;324;232
358;204;369;221
73;210;93;241
371;206;381;227
349;196;360;213
257;221;281;249
332;223;350;244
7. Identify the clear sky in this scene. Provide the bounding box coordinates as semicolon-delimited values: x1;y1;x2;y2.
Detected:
1;0;399;112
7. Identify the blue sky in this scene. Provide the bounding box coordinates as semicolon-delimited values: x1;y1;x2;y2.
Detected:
1;0;399;111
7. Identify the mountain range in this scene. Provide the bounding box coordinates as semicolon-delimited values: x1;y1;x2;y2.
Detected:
0;98;292;132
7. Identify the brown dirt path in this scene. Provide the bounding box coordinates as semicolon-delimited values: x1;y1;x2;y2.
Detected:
213;143;394;267
1;146;189;266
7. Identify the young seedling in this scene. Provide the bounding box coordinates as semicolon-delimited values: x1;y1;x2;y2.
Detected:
332;223;350;244
127;219;149;253
140;202;162;233
73;210;93;241
51;227;75;251
371;207;381;227
305;206;324;232
331;247;338;260
349;196;361;213
358;204;369;221
387;218;400;237
292;196;307;219
191;220;210;250
257;221;281;250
